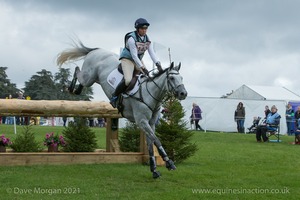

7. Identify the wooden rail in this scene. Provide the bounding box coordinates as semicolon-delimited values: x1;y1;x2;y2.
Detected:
0;99;121;118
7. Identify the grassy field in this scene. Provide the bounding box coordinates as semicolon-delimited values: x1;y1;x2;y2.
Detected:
0;124;299;200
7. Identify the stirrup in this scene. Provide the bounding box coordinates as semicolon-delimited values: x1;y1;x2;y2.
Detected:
110;96;118;102
110;96;118;108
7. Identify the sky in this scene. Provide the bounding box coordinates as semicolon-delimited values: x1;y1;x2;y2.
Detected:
1;0;300;101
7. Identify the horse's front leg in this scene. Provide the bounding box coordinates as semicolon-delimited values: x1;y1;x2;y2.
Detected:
139;119;176;173
68;66;80;93
146;136;161;179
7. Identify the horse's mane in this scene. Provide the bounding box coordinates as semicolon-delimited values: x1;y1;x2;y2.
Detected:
152;68;169;79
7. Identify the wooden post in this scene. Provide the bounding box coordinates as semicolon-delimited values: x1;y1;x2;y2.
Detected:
139;131;164;166
106;118;119;152
153;146;165;166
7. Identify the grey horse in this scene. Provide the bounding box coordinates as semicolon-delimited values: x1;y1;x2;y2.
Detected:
57;41;187;178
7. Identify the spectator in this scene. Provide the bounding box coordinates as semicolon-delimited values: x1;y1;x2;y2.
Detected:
264;105;271;118
62;117;67;127
247;116;261;133
286;103;294;135
234;102;245;133
6;94;14;125
97;118;106;127
0;94;12;124
294;106;300;129
161;108;169;121
295;119;300;144
256;105;281;142
88;118;94;127
190;103;204;131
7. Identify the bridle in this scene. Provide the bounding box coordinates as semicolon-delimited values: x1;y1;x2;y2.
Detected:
130;68;182;112
166;70;184;97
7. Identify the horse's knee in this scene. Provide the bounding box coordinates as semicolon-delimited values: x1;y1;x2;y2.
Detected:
139;119;149;128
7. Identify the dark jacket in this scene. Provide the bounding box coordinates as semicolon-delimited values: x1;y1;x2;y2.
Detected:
265;109;271;118
235;107;245;120
191;106;202;120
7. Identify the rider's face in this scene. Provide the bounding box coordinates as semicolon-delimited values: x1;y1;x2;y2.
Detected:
137;27;148;36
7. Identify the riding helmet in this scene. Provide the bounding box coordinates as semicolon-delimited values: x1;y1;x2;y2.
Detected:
134;18;150;29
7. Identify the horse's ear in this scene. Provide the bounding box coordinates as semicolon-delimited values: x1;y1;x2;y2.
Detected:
177;62;181;71
170;62;174;70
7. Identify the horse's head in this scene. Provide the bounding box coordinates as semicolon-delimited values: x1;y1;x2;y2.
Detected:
166;62;188;100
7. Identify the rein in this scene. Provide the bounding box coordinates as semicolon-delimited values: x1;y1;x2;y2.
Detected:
129;69;179;113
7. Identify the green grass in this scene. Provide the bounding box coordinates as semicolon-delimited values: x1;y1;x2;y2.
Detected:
0;125;299;200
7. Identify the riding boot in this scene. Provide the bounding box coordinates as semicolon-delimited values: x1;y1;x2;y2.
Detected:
110;80;127;108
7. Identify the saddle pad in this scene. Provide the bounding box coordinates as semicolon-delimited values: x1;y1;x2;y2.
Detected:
107;69;140;96
107;68;123;89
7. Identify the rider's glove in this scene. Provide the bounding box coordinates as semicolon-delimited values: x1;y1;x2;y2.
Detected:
141;67;149;76
156;62;163;72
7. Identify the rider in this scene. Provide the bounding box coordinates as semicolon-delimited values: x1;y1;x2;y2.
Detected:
110;18;163;108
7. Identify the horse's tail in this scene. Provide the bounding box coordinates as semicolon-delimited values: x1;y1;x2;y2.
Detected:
57;40;98;67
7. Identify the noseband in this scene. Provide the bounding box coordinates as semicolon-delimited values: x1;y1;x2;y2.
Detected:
166;71;184;97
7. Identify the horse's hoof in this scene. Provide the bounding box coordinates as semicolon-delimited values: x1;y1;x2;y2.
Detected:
67;87;74;94
166;159;176;171
74;90;81;95
152;171;161;179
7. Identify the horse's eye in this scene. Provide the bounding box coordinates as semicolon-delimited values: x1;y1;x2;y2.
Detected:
170;77;174;81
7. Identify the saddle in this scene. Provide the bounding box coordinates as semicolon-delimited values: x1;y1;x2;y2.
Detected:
117;63;141;92
111;64;144;115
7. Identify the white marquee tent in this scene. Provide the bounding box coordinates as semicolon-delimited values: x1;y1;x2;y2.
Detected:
226;85;300;101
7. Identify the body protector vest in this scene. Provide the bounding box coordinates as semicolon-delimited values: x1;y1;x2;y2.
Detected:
120;31;151;61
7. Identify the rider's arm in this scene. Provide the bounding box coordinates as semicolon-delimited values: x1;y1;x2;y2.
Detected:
127;37;144;68
148;42;159;65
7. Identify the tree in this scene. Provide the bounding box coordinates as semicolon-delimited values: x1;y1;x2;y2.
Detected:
0;67;19;98
119;121;140;152
23;69;57;100
54;67;71;100
62;118;97;152
23;68;94;101
156;94;198;163
54;68;94;101
10;126;43;152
